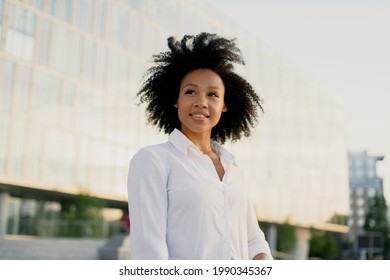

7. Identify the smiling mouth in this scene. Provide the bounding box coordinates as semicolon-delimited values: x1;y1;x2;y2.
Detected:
190;113;209;119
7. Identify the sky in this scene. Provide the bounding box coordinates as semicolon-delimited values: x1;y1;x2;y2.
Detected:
209;0;390;200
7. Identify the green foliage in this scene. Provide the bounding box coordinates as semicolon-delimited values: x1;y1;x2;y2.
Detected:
308;228;340;259
60;193;106;238
328;213;348;226
277;220;296;253
364;194;390;257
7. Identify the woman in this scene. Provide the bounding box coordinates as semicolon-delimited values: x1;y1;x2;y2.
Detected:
127;33;272;260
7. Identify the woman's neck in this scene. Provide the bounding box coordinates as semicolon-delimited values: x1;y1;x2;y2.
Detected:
181;129;213;154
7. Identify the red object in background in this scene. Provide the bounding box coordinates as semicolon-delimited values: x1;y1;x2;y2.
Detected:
125;214;130;232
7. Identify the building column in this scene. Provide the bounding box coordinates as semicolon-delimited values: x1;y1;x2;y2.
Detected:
266;224;277;253
294;227;311;259
0;191;10;239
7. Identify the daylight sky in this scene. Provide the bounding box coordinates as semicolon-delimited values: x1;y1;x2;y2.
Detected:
209;0;390;199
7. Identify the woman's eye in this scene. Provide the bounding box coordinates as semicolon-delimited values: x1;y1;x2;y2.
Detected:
185;90;195;95
208;92;218;97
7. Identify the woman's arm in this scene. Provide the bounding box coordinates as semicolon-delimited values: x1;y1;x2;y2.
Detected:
247;200;273;260
127;147;169;259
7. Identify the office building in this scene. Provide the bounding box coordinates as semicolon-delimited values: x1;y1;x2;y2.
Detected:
348;151;386;258
349;151;385;232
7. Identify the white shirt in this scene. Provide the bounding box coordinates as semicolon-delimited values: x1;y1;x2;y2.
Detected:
127;129;272;260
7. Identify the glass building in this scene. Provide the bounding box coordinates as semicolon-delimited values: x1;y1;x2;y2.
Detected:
348;151;384;232
0;0;349;237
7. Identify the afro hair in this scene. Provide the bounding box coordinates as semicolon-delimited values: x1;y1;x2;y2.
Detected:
137;32;263;144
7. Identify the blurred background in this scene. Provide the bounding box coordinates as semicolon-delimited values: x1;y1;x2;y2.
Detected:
0;0;388;260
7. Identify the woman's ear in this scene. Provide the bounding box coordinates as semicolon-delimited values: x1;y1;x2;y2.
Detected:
222;105;227;112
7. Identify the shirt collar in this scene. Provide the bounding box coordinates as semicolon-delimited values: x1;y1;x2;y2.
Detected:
169;129;236;164
169;129;199;156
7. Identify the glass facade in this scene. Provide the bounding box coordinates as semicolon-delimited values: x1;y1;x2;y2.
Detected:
0;0;349;227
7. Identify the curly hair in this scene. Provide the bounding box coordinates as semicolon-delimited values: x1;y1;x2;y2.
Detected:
137;32;263;144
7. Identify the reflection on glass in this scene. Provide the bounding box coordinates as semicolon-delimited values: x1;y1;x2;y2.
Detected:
114;146;131;197
83;40;96;83
96;45;108;87
91;141;115;192
77;136;90;189
158;0;177;32
1;60;15;114
0;0;4;36
51;25;81;77
62;82;76;130
43;128;76;186
129;15;141;56
77;86;104;138
0;116;9;173
50;0;71;23
142;24;157;60
96;0;107;38
37;18;51;66
126;0;143;11
6;5;35;60
32;71;61;125
109;52;129;88
109;4;128;48
27;124;43;180
75;0;94;33
10;120;26;176
26;0;45;10
16;65;32;118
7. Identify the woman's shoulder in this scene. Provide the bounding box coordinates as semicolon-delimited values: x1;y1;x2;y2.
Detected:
131;142;172;162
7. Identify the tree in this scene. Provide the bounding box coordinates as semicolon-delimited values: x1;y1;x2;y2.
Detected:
308;228;340;259
328;212;348;226
277;220;296;254
364;194;390;258
61;193;106;238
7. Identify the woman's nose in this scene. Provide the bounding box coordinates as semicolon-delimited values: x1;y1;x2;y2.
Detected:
194;94;207;108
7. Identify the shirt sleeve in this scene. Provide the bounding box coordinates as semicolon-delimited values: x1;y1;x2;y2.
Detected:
127;147;169;259
247;200;273;260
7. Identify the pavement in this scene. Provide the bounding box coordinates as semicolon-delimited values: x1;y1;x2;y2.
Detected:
0;235;106;260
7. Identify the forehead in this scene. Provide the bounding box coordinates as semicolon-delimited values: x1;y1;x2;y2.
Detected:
180;68;224;88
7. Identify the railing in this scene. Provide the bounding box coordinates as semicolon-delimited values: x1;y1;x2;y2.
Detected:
7;218;126;239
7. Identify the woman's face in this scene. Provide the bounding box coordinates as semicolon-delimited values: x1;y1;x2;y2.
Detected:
176;68;226;139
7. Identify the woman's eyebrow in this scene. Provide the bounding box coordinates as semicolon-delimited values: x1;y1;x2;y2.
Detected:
183;83;198;88
183;83;222;90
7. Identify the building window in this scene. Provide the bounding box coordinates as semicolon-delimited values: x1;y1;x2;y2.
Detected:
1;60;15;114
356;197;365;207
108;4;129;48
126;0;144;12
25;0;45;10
83;39;96;83
75;0;95;33
0;0;4;23
50;0;72;23
17;66;32;119
368;187;376;198
6;5;36;61
129;14;142;56
37;18;51;66
96;0;107;39
356;187;364;197
31;71;61;125
51;24;81;77
10;120;26;176
0;116;8;174
357;208;365;217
